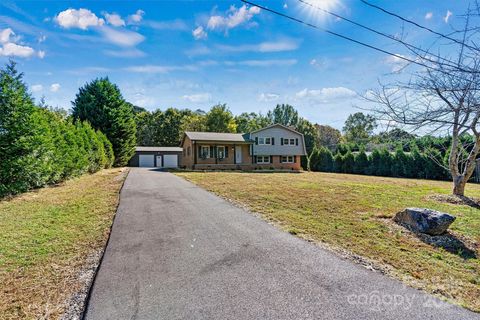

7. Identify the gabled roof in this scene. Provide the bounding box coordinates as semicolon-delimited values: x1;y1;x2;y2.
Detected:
135;146;183;152
184;131;252;143
249;123;303;135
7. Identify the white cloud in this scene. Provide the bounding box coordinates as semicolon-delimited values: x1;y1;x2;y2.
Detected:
226;59;297;67
384;54;412;72
258;93;280;102
50;83;61;92
206;5;261;33
125;64;196;74
425;12;433;20
31;84;43;92
55;8;105;30
217;39;299;53
296;87;356;102
444;10;452;23
104;48;146;58
192;26;207;40
0;42;35;58
99;26;145;47
104;12;125;27
37;50;45;59
182;93;212;103
38;35;47;43
127;10;145;25
146;19;188;31
0;28;14;43
283;3;288;9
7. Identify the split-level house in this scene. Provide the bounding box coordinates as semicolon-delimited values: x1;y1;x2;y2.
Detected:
180;123;307;170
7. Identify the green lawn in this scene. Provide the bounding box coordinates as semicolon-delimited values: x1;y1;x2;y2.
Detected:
0;168;127;319
175;171;480;312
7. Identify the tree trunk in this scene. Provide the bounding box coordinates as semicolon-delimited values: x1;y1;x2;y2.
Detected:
453;175;466;196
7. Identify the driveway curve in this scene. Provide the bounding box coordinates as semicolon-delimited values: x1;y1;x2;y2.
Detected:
84;168;479;320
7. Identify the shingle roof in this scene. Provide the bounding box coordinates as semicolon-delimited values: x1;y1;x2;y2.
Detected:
184;131;252;142
135;146;183;152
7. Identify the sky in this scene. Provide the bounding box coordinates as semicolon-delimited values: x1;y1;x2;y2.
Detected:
0;0;472;129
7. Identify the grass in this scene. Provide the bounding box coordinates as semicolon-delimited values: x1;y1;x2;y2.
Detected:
175;171;480;312
0;168;127;319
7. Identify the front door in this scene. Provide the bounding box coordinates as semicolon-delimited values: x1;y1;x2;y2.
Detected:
156;155;163;168
235;145;242;164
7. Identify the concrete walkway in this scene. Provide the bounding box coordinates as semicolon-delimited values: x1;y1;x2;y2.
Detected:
84;168;479;319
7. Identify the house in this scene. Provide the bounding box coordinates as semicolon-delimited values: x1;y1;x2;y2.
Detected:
129;146;183;168
180;123;306;170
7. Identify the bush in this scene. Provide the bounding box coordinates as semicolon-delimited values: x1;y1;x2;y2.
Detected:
0;62;113;198
343;151;355;174
310;147;334;172
354;149;369;174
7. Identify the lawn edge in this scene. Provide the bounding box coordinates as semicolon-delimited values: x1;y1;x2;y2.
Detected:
175;173;476;313
61;168;130;320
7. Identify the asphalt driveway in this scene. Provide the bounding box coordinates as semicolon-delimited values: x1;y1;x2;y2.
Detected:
84;168;478;320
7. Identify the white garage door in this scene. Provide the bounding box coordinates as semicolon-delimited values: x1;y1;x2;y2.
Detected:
139;154;154;167
163;154;178;168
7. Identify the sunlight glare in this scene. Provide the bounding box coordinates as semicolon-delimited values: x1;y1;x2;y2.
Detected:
296;0;344;25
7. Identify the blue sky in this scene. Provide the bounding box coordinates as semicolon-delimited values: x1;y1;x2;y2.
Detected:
0;0;471;129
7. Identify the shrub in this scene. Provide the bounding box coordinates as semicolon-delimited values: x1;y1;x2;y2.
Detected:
0;62;114;198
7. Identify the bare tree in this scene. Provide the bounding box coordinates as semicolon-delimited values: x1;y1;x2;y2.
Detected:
368;9;480;196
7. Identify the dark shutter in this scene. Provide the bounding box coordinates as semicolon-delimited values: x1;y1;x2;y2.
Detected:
225;146;229;158
294;156;297;163
270;156;272;163
281;138;284;145
295;138;299;146
198;145;201;156
210;146;214;158
271;137;275;145
255;137;258;145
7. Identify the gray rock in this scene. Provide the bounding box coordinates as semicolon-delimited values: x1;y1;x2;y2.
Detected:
393;208;456;235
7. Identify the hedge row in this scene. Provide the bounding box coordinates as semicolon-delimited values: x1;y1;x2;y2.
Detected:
0;62;114;198
310;147;450;180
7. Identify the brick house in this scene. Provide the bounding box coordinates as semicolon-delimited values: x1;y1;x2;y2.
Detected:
180;124;306;170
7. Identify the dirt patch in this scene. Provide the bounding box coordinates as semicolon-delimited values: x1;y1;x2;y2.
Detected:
427;194;480;209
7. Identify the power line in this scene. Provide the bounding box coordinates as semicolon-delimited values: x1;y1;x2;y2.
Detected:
360;0;478;52
297;0;467;72
240;0;451;73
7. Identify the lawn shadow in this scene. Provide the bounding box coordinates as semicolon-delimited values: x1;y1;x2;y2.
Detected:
427;194;480;209
413;229;477;260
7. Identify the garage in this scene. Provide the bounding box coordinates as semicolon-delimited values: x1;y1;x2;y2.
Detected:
139;154;155;167
163;155;178;168
129;146;183;168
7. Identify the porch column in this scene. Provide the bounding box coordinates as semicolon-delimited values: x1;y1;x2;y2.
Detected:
233;144;236;164
193;141;197;165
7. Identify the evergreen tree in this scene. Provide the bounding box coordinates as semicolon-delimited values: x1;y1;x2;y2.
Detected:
343;150;355;173
333;153;344;173
312;147;334;172
368;149;382;176
354;149;369;174
72;77;136;166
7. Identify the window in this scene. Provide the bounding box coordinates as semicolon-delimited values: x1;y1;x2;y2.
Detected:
200;145;210;158
281;156;294;163
283;138;294;145
217;146;225;159
257;155;270;164
258;137;271;145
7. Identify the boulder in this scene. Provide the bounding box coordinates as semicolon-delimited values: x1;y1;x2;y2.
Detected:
393;208;456;236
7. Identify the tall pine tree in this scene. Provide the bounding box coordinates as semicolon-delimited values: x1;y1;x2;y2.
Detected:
72;78;136;166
